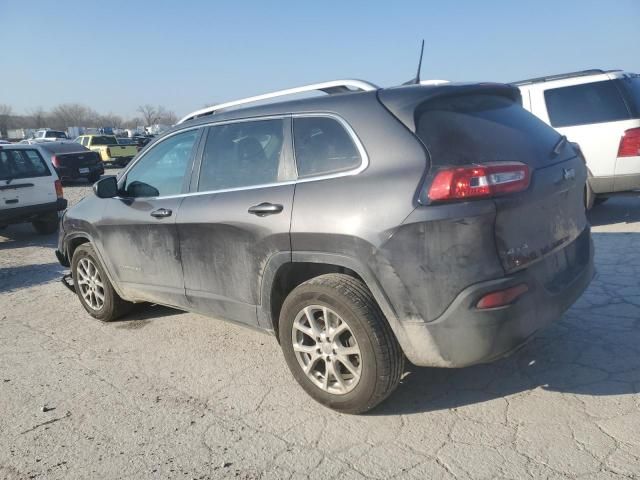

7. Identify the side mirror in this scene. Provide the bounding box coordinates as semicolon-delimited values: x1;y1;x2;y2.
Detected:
93;176;118;198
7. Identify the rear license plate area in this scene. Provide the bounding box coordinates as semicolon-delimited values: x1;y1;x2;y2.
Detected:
79;168;90;174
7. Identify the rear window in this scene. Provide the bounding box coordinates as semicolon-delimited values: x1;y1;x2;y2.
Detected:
544;81;630;127
45;131;67;139
91;136;118;146
0;149;51;181
416;94;562;168
293;117;361;178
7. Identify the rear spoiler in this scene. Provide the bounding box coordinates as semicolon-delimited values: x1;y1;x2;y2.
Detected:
378;82;521;132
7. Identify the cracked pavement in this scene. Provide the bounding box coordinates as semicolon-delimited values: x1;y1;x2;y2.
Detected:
1;179;639;479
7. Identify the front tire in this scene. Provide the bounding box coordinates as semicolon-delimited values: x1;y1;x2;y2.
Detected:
279;274;404;414
71;244;132;321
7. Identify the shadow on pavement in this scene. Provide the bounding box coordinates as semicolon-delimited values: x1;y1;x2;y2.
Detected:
0;224;57;251
588;195;640;226
0;262;65;293
374;230;640;415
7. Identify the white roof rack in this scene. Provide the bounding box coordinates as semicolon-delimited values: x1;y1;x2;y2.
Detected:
177;79;379;124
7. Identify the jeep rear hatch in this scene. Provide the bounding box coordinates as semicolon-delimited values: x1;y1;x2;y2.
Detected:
380;86;588;273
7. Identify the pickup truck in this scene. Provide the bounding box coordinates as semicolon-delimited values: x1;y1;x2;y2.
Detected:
75;134;137;166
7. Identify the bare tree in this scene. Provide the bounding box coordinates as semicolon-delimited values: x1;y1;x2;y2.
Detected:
0;104;12;137
98;113;123;128
137;104;177;126
27;107;48;128
137;104;159;126
50;103;93;129
158;109;177;125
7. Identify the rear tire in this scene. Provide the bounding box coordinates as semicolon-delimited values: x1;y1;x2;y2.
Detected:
32;213;58;234
278;274;404;414
71;243;132;321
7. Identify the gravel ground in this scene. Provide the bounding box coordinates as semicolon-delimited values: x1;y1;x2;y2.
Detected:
1;177;639;479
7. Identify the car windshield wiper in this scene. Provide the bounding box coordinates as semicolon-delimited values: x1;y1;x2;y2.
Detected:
552;135;567;156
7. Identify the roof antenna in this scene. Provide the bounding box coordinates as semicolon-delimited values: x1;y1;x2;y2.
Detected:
403;40;425;85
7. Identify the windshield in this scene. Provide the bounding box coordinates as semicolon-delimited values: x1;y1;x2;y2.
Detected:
91;136;118;146
0;149;51;181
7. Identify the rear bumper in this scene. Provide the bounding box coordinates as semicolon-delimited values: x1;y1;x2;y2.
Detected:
398;229;594;367
0;198;67;225
56;164;104;179
590;173;640;194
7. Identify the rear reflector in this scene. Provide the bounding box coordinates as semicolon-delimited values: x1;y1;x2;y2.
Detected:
55;179;63;198
477;284;529;309
617;127;640;157
428;162;530;203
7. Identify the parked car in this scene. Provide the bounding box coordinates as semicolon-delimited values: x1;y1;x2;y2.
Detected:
131;134;154;150
37;142;104;183
33;129;69;142
0;140;10;144
74;134;137;166
55;79;594;413
514;69;640;208
0;143;67;234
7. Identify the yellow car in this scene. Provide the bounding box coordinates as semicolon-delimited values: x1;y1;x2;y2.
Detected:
75;135;138;166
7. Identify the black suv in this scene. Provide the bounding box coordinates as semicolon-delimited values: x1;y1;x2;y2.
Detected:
56;79;594;413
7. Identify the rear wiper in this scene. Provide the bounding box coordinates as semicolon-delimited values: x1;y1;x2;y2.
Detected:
552;135;567;156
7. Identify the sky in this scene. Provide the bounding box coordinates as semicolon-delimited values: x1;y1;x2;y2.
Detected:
1;0;639;119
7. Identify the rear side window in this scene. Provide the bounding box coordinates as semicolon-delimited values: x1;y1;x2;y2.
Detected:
617;75;640;117
198;119;291;192
0;149;51;181
293;117;361;178
544;81;630;127
416;94;562;168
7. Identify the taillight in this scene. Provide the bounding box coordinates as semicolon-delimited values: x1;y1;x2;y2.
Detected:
51;155;60;168
617;127;640;157
54;179;63;198
106;147;111;158
477;284;528;309
427;162;530;203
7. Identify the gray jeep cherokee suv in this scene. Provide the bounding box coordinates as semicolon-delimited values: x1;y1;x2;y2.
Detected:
56;79;594;413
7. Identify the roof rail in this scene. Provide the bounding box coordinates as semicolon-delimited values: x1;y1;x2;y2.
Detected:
177;79;379;124
511;69;620;86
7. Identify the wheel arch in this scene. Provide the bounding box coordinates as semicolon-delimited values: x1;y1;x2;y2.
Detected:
65;233;128;300
258;251;404;346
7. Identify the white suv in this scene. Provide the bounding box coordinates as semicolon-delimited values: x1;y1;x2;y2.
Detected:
515;69;640;207
0;144;67;234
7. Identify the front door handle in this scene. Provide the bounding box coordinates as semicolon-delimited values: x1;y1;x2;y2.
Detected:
248;202;283;217
150;208;172;218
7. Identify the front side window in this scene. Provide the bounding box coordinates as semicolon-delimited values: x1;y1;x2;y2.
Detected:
198;119;290;192
0;149;51;181
544;81;630;127
293;116;361;178
123;129;198;198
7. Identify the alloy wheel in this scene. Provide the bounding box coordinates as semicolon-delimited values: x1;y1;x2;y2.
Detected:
291;305;362;395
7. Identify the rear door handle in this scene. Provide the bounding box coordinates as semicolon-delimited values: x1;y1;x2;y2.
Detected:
150;208;172;218
248;202;283;217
